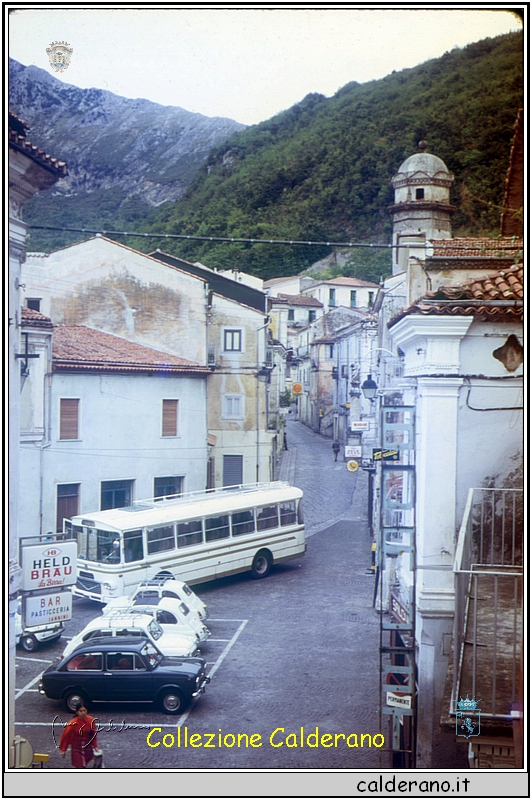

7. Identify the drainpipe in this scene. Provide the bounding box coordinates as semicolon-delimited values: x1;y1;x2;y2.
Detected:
256;317;270;483
39;370;53;535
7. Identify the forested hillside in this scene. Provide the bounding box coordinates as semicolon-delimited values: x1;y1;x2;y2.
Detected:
133;32;522;279
21;32;522;279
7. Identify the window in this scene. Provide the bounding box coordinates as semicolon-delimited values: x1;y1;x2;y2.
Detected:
67;653;103;671
280;501;297;526
177;519;203;549
257;505;279;531
154;476;182;500
328;345;334;359
26;298;41;312
107;653;137;671
350;291;357;308
309;310;316;323
59;398;79;440
368;292;374;307
205;514;230;542
162;399;178;437
222;395;244;419
415;188;424;200
56;484;79;533
101;479;132;510
328;288;336;307
224;329;242;352
223;454;243;486
147;525;175;555
288;309;295;321
232;509;255;537
124;529;144;563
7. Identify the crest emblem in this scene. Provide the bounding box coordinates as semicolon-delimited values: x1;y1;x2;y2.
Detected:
46;41;73;73
455;694;481;739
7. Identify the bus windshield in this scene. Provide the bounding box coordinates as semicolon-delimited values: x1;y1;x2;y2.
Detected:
75;525;122;564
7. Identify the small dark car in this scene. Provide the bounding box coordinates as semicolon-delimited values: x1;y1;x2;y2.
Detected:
38;636;209;714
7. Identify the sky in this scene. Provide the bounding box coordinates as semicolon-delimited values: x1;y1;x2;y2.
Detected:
8;6;522;126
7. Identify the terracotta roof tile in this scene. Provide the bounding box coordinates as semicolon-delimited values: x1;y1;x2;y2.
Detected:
428;237;523;259
9;111;68;176
271;293;323;307
21;306;53;329
389;263;523;327
52;325;208;373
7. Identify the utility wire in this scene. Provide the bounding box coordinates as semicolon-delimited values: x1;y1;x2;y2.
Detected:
28;224;426;249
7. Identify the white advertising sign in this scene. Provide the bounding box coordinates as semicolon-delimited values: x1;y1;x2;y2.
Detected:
21;541;77;591
345;446;362;458
351;421;370;431
24;591;73;626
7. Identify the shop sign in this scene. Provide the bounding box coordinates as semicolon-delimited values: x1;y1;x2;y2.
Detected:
21;542;77;591
345;445;362;458
24;591;73;626
351;421;369;431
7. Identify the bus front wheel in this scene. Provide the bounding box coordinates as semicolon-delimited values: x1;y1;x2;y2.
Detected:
251;550;272;579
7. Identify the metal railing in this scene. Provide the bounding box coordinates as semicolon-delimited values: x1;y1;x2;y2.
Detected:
452;487;523;719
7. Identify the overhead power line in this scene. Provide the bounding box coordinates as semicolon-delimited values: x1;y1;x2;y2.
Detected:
27;225;521;254
27;224;425;250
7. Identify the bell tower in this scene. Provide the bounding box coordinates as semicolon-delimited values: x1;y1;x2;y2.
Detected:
390;141;454;274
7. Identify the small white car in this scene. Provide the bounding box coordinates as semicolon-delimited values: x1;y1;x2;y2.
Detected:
131;597;210;644
15;601;63;652
61;611;199;660
103;577;208;621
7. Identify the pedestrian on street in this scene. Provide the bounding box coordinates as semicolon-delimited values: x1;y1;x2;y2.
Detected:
283;432;288;450
332;440;340;461
59;702;99;768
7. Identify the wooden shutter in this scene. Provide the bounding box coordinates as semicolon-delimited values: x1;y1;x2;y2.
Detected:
60;399;79;439
223;454;243;487
162;399;178;436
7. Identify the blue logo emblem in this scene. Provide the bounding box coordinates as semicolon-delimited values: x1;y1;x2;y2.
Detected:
455;695;481;739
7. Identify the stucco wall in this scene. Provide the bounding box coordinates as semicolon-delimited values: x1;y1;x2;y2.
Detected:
19;370;207;536
23;237;207;364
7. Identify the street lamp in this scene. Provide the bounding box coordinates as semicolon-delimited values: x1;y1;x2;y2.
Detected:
257;366;272;384
361;374;378;400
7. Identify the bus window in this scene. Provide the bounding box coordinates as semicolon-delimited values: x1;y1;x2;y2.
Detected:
124;529;144;562
280;501;297;526
205;514;230;542
177;519;203;548
147;525;175;555
257;505;279;531
231;509;255;536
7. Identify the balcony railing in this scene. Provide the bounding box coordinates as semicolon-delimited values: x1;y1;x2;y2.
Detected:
452;487;523;720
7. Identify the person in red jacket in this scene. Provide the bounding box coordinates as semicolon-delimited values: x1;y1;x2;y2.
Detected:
59;703;99;768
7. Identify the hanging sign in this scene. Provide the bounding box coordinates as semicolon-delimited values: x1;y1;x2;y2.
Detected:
351;421;369;431
390;593;410;625
21;542;77;591
373;448;400;461
345;445;362;458
24;591;73;626
346;460;359;472
292;383;303;395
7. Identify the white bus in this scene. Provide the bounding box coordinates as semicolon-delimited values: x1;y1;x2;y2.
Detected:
66;482;305;603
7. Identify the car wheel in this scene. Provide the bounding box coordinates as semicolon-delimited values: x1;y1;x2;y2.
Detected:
159;689;186;714
63;690;89;713
251;549;272;579
20;634;38;652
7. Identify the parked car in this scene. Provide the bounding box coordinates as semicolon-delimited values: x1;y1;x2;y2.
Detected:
39;636;210;714
131;597;210;643
61;611;199;660
103;576;208;621
15;599;63;652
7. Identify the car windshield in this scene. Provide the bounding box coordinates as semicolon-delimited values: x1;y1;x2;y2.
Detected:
141;641;163;668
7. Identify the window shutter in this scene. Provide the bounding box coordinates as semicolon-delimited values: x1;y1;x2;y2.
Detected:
223;455;243;487
60;399;79;439
162;399;178;436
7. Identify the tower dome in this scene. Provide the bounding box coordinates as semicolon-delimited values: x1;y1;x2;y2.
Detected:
390;144;455;275
392;152;454;190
